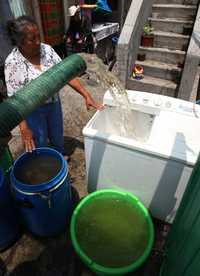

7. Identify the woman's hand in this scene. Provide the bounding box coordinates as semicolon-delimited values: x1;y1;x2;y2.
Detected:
68;78;104;110
19;121;35;152
85;93;104;110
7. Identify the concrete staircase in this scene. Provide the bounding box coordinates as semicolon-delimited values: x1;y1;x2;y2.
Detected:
127;0;199;97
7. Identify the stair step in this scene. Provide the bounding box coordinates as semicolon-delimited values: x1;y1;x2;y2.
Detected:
153;31;190;50
152;4;197;20
139;46;186;65
135;60;182;82
127;76;177;97
150;17;194;34
154;0;199;5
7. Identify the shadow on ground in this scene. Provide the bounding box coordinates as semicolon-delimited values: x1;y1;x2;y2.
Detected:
0;258;6;276
8;238;81;276
2;218;166;276
63;136;84;157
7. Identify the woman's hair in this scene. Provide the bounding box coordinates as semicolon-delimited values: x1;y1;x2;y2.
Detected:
7;16;37;46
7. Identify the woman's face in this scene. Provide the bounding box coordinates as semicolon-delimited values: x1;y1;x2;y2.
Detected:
20;24;41;58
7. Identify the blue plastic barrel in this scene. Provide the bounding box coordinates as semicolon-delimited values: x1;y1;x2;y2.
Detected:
0;169;20;251
10;148;73;236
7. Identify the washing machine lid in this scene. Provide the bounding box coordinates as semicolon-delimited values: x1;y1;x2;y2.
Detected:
148;110;200;166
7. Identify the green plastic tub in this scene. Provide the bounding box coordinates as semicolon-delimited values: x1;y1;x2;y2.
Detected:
70;189;154;275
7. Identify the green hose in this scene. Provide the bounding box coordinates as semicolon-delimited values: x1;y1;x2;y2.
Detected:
0;54;86;137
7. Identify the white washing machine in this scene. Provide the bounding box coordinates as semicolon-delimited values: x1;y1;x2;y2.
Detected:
83;90;200;223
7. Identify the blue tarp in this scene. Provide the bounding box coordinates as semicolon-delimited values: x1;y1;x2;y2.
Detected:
95;0;112;13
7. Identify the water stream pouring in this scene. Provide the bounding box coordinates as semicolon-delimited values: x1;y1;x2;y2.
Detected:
80;54;140;140
81;54;130;107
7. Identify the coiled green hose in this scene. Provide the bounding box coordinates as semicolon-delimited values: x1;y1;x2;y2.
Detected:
0;54;86;137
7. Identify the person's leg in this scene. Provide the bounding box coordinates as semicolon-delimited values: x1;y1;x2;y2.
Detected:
26;106;48;148
47;100;65;154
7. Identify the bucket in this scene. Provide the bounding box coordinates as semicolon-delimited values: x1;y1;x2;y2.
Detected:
71;189;154;275
0;169;20;251
10;148;73;236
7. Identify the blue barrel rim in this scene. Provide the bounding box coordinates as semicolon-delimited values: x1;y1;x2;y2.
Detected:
10;147;68;193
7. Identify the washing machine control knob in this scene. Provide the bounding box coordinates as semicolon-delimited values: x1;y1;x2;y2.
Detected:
154;98;162;107
143;98;149;104
165;101;172;108
131;94;137;102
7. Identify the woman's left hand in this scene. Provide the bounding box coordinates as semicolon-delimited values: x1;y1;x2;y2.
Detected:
85;94;104;110
68;79;104;110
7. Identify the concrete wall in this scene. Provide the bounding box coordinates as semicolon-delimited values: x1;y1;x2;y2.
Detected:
120;0;132;28
105;0;129;28
178;4;200;101
117;0;153;85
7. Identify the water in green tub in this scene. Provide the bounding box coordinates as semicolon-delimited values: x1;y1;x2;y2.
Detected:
75;194;150;268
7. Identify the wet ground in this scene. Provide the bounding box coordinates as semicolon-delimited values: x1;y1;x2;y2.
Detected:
0;59;171;276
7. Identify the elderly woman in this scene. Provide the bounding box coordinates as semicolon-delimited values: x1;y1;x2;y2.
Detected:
5;16;102;156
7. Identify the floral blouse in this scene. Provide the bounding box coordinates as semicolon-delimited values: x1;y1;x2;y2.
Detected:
4;43;62;103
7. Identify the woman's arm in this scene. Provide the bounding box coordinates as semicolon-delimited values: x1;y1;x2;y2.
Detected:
5;60;36;152
68;78;103;110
